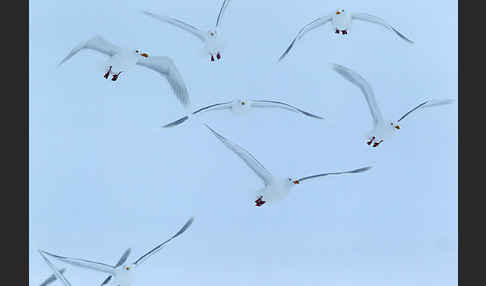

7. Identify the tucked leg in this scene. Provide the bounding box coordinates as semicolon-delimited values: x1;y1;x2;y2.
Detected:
373;140;384;147
104;66;112;79
255;196;266;207
335;29;340;34
367;136;376;145
111;72;122;81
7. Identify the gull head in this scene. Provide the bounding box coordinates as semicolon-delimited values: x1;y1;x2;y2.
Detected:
335;9;345;15
134;49;149;58
231;99;251;114
288;177;299;185
114;263;136;285
389;121;401;131
208;30;217;38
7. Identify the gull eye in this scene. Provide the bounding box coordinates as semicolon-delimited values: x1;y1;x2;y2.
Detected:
136;50;139;53
125;266;130;270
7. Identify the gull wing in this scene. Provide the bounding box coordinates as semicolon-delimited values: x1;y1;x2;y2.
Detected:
59;35;121;66
251;100;323;119
397;99;453;122
278;14;333;61
331;63;384;127
38;251;72;286
205;125;274;186
137;56;191;110
133;217;194;267
41;250;116;275
216;0;233;27
142;11;207;42
162;101;233;128
351;13;414;44
295;166;372;184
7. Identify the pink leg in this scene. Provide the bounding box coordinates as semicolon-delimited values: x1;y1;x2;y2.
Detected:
255;196;266;207
216;52;221;60
367;136;376;145
104;66;112;79
210;54;215;62
111;71;122;81
342;30;348;35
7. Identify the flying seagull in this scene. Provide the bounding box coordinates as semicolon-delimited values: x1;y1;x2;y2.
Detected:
59;35;191;109
331;63;453;147
162;98;323;128
206;125;371;207
279;9;413;61
40;217;194;286
142;0;233;62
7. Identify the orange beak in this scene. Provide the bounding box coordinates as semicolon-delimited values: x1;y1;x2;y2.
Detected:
141;53;149;58
336;11;341;15
395;125;400;130
293;180;300;185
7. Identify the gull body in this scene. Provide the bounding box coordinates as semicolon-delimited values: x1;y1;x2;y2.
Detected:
331;63;453;148
142;0;233;62
205;125;371;207
58;35;192;110
162;99;323;128
40;218;194;286
279;9;414;61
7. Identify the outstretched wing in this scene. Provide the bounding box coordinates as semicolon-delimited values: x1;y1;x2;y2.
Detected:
39;251;71;286
216;0;232;27
351;13;414;44
295;166;372;184
251;100;324;119
142;11;207;42
133;217;194;267
100;276;112;286
41;250;116;275
137;56;191;110
59;35;121;66
205;124;274;186
278;14;332;61
397;99;453;122
331;63;384;127
162;101;233;128
114;248;132;267
39;268;67;286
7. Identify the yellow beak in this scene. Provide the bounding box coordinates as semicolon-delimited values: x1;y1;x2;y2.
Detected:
141;53;149;58
395;125;400;130
336;11;341;15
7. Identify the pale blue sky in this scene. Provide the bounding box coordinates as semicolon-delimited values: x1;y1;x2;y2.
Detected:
29;0;457;285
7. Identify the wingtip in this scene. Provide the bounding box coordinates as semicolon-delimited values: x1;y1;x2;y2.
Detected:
357;166;373;173
329;62;342;70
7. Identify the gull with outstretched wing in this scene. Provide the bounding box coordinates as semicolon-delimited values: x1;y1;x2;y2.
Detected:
331;63;453;148
162;98;323;128
142;0;233;62
41;217;194;286
279;9;413;61
206;125;371;207
59;35;191;110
